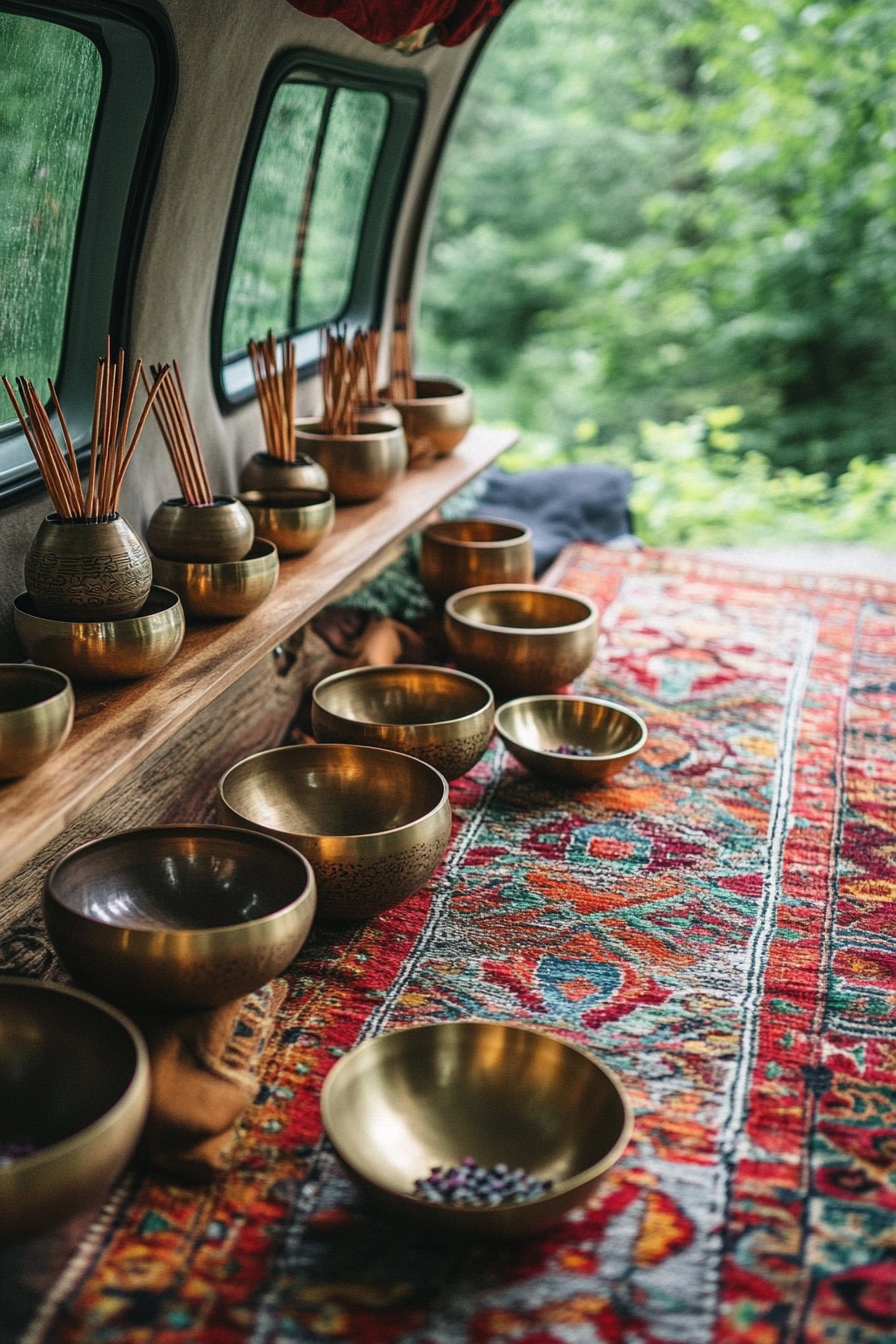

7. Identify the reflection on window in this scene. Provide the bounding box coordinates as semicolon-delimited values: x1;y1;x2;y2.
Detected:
0;14;102;392
223;79;389;355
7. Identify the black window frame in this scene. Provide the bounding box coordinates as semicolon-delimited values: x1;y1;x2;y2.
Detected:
213;49;426;412
0;0;176;507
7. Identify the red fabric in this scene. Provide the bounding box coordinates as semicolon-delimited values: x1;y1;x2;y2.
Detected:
285;0;505;47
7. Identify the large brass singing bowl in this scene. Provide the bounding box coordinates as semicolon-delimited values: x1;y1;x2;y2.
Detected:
312;665;494;781
0;978;149;1244
420;517;534;606
14;586;185;682
151;539;279;621
321;1021;633;1239
238;451;329;494
239;489;335;556
146;496;255;563
217;744;451;921
387;377;474;462
294;421;408;504
444;585;599;697
0;664;74;780
44;825;317;1010
496;695;648;785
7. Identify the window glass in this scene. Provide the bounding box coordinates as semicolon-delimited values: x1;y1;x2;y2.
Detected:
0;14;102;396
222;79;389;355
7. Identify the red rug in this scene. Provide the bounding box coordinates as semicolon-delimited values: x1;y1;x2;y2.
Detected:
32;545;896;1344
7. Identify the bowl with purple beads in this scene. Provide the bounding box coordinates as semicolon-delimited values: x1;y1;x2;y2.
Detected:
495;694;647;786
320;1020;632;1238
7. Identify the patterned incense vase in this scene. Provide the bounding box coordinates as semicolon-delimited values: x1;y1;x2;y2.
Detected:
25;513;153;621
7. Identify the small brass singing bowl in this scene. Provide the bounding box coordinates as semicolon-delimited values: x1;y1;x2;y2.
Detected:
217;744;451;921
0;978;149;1245
444;585;599;698
151;539;279;620
312;665;494;781
496;695;647;785
420;517;534;606
146;496;255;563
238;489;335;557
386;377;474;461
43;825;317;1011
321;1021;633;1239
238;450;329;494
13;586;185;683
0;664;74;780
294;421;408;504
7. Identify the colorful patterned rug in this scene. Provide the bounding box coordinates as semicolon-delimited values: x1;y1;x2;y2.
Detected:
24;545;896;1344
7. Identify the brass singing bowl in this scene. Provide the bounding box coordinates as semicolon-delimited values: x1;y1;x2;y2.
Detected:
444;585;599;697
385;377;474;461
321;1021;633;1239
420;517;534;606
312;665;494;781
44;825;317;1010
238;451;329;494
217;744;451;921
0;978;149;1244
238;489;335;556
496;695;647;785
13;586;185;682
0;664;74;780
151;539;279;621
146;496;255;563
25;512;152;621
293;421;408;504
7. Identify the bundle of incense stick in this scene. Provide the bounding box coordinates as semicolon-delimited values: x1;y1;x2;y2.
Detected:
249;331;296;460
353;327;381;408
320;325;364;436
389;301;416;401
2;343;169;520
146;359;214;506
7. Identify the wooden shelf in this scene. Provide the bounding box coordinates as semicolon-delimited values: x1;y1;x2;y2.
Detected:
0;427;515;886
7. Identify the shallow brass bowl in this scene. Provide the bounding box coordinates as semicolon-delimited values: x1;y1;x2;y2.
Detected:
151;539;279;620
13;586;185;682
0;978;149;1244
0;664;74;780
146;496;255;563
238;489;335;557
44;825;317;1010
25;513;152;621
386;377;474;462
238;451;329;494
444;585;599;697
217;744;451;921
321;1021;632;1239
420;517;534;605
312;665;494;781
496;695;647;785
294;421;408;504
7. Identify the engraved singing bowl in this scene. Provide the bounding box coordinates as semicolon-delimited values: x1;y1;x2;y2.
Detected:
238;451;329;495
217;744;451;921
420;517;534;606
386;377;474;462
24;513;152;621
44;825;317;1011
238;489;335;557
0;978;149;1244
496;695;648;785
312;665;494;781
293;421;408;504
13;586;185;682
151;539;279;620
146;496;255;563
444;585;599;697
321;1021;633;1239
0;664;74;780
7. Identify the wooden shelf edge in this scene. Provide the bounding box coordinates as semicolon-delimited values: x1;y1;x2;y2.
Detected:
0;427;516;886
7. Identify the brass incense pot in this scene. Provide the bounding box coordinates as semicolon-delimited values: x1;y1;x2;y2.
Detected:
293;421;407;504
238;451;329;495
14;586;185;682
0;664;74;780
146;496;255;563
321;1021;633;1239
238;489;335;556
496;695;648;785
312;664;494;781
420;517;534;606
0;978;149;1244
444;584;599;697
151;539;279;621
25;513;152;621
386;377;474;462
217;743;451;921
44;825;317;1011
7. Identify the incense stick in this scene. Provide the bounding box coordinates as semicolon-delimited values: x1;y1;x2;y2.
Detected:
390;301;416;401
146;359;214;506
248;331;296;460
